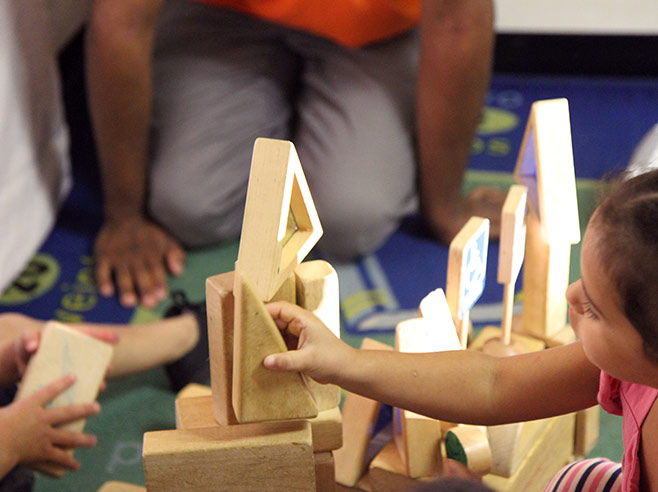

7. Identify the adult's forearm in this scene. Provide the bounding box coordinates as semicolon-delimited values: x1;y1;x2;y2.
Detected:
85;0;163;220
416;0;494;212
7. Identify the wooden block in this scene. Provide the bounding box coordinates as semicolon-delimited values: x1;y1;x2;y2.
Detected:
444;425;491;476
368;441;438;492
520;211;573;339
470;326;545;354
271;272;297;303
295;260;341;410
393;408;442;478
574;406;599;458
336;475;372;492
334;338;392;487
97;482;146;492
486;418;550;477
236;137;323;302
232;268;318;423
176;395;342;452
143;420;316;492
309;406;344;452
16;321;113;477
176;383;212;400
393;317;451;478
315;452;336;492
418;289;461;347
498;184;528;286
445;217;490;348
513;99;580;245
205;270;239;426
483;413;575;492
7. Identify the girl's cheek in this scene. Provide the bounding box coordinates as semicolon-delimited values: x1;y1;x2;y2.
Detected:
569;307;580;337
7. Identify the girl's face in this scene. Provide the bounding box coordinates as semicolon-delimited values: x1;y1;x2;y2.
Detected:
566;220;658;387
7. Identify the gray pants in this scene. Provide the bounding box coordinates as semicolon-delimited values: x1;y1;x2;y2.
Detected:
149;1;419;260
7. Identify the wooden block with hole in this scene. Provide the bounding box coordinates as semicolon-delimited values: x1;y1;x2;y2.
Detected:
16;321;113;476
368;441;439;492
206;270;239;426
143;420;316;492
483;413;575;492
176;395;342;452
96;482;145;492
232;267;317;423
334;338;392;487
295;259;341;410
236;138;323;302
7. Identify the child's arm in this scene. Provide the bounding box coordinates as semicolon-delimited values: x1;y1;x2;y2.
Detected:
264;301;601;425
0;374;100;478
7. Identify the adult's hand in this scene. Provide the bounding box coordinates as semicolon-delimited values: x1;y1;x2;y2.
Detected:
94;216;186;308
425;185;507;243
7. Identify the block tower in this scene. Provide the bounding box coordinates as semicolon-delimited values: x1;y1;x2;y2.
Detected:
142;138;343;491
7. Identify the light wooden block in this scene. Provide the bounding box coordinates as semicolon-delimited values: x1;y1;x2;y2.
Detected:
334;338;392;487
498;184;528;286
368;441;438;492
514;99;580;244
483;413;575;492
205;270;239;426
232;268;317;423
176;395;342;452
97;482;146;492
418;288;461;348
393;408;442;478
574;406;599;458
445;217;490;348
486;418;550;477
176;383;212;400
16;321;113;476
393;316;451;478
520;211;574;339
143;420;316;492
295;259;341;410
315;452;336;492
236;137;323;302
444;425;491;476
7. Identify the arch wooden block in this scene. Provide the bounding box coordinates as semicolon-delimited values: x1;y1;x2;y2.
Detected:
232;268;317;423
143;420;315;492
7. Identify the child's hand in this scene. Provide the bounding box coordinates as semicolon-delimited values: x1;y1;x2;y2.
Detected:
0;374;100;473
263;301;353;384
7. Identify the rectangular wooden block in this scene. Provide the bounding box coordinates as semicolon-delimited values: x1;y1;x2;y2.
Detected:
574;406;599;458
16;321;113;476
176;395;342;452
368;441;438;492
315;452;336;492
483;413;575;492
487;418;550;477
143;420;316;492
334;338;392;487
295;260;341;410
206;270;239;426
97;482;146;492
393;408;442;478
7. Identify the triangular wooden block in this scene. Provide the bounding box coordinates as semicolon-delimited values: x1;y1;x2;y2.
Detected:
232;267;318;423
514;99;580;245
237;138;323;301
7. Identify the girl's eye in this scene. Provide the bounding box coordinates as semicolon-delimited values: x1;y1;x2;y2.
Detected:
583;302;600;321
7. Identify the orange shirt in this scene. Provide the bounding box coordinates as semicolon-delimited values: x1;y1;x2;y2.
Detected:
193;0;420;47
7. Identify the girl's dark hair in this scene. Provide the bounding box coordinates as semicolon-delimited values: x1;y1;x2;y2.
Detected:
594;168;658;362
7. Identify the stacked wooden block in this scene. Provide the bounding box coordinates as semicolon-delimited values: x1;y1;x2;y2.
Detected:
142;138;343;491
